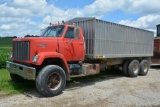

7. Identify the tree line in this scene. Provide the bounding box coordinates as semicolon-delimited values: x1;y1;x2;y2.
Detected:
0;36;17;38
0;35;39;38
24;34;39;37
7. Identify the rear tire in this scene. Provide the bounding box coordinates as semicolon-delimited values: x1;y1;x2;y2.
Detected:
128;60;139;77
139;60;149;76
36;65;66;97
122;60;130;76
10;73;26;82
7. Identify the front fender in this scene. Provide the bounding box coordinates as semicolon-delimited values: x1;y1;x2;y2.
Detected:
35;52;69;73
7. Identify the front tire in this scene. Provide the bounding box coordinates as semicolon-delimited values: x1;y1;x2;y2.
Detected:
139;60;149;76
128;60;139;77
36;65;66;97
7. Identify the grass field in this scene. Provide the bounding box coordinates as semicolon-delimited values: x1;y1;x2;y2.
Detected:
0;38;12;68
0;38;12;48
0;48;10;68
0;38;34;97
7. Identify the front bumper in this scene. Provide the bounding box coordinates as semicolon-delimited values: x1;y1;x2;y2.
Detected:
6;61;36;80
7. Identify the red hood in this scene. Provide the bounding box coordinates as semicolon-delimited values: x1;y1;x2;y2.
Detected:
12;37;61;63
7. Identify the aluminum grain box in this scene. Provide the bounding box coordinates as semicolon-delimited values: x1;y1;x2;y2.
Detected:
68;17;154;59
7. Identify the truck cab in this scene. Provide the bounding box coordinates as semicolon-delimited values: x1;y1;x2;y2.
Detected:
41;24;85;61
12;24;85;65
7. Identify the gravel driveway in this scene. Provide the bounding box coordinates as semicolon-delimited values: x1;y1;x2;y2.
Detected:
0;67;160;107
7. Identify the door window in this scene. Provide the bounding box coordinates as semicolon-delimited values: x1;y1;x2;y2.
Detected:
65;27;80;39
65;27;74;38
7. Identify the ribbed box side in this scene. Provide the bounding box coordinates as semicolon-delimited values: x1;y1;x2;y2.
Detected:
94;19;154;58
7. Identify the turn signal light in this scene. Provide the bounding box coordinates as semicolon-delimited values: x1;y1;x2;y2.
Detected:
34;50;38;55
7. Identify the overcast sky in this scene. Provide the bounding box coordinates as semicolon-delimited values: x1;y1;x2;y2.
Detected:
0;0;160;37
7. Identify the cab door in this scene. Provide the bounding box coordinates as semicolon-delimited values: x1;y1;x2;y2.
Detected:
63;27;85;61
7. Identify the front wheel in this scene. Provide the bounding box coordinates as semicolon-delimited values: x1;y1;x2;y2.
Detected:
36;65;66;97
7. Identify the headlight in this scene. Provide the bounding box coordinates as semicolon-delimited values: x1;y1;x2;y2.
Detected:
32;55;38;63
10;52;13;59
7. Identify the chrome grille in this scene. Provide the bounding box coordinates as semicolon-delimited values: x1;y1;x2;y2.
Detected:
13;41;30;61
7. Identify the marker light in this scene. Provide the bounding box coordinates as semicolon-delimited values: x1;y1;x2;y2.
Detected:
9;49;13;59
32;55;38;63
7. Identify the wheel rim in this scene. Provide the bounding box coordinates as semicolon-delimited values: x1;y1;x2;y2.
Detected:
133;63;139;74
143;63;148;73
47;72;62;90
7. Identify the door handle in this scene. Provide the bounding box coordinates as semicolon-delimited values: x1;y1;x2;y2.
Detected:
79;43;83;45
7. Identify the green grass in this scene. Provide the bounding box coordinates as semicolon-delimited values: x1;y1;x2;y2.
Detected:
0;38;12;69
0;69;35;97
0;48;11;69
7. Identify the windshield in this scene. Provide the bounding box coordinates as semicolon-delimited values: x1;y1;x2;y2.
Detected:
41;25;65;37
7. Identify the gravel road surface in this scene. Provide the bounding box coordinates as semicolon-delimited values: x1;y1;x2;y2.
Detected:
0;67;160;107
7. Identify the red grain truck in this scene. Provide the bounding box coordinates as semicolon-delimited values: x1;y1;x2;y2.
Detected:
6;17;154;97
